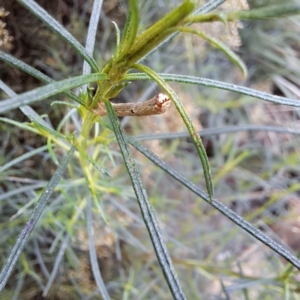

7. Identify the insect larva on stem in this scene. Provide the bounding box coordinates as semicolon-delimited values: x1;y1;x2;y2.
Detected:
93;93;171;117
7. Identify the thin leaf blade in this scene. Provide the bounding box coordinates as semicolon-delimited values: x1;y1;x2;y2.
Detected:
86;196;110;300
177;26;248;77
118;0;139;59
124;73;300;107
132;65;214;199
0;50;86;106
105;99;187;300
0;146;76;291
82;0;103;91
0;73;108;114
127;135;300;271
18;0;99;72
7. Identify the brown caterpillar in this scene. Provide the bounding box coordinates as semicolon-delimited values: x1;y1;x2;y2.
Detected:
93;93;171;117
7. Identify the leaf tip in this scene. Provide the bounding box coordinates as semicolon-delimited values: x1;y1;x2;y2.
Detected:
242;65;248;79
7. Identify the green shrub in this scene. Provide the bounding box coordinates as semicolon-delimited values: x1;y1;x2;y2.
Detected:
1;0;300;298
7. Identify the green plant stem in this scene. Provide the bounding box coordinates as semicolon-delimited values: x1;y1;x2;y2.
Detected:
137;0;226;63
77;109;100;193
81;111;98;140
123;1;194;67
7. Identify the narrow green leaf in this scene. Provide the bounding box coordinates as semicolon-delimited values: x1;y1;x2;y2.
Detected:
0;117;39;135
5;95;68;168
27;114;66;140
56;108;77;133
18;0;99;72
104;99;187;300
188;3;300;23
86;196;110;300
112;21;121;57
51;101;79;109
214;151;250;183
220;280;230;300
126;135;300;271
0;146;76;291
132;64;214;199
122;268;135;300
0;145;48;173
124;73;300;107
0;73;108;114
82;0;103;83
120;11;133;52
85;152;111;177
0;51;51;84
11;269;25;300
43;234;70;296
281;252;300;279
0;183;47;202
134;125;300;141
0;51;86;106
47;138;59;165
1;79;66;143
176;26;247;77
227;3;300;20
118;0;139;59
